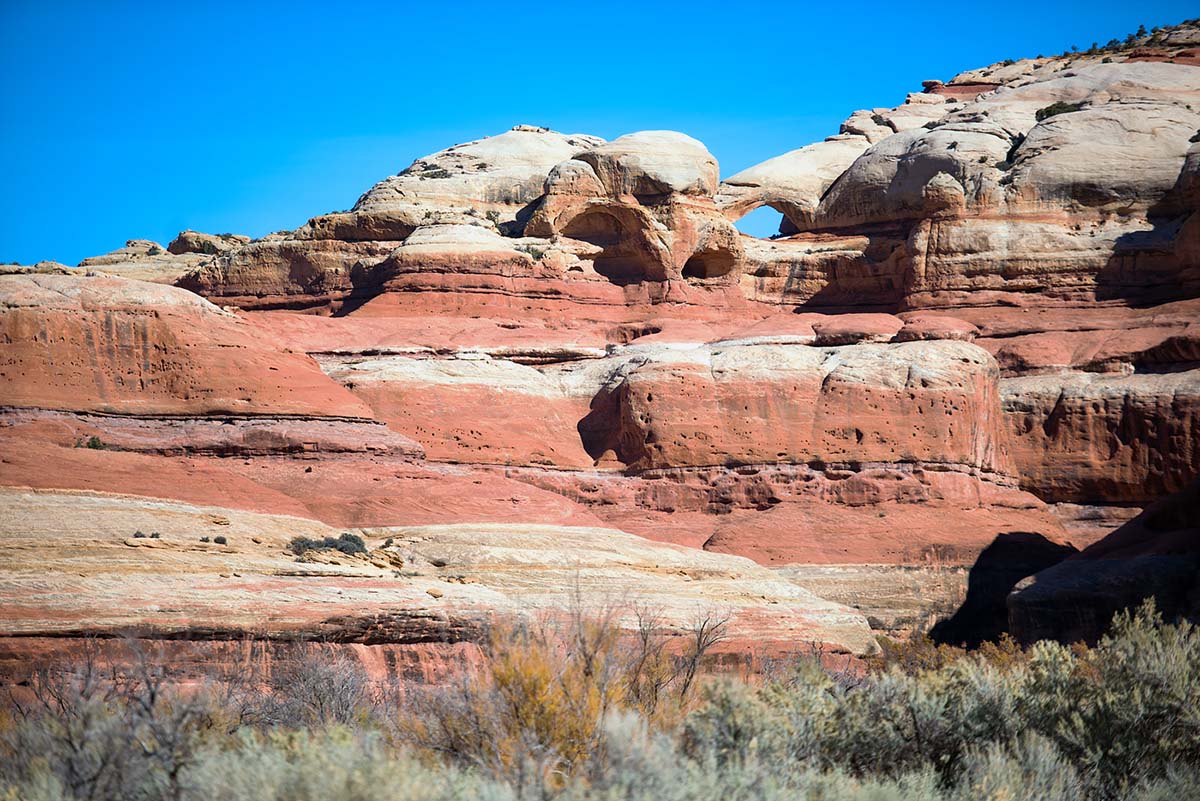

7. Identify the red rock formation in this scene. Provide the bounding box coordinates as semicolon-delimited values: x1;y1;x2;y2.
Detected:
0;274;371;418
4;28;1200;658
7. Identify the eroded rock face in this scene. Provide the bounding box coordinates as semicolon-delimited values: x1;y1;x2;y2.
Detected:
0;488;875;655
5;28;1200;657
321;338;1010;475
526;131;745;286
720;62;1200;317
0;273;371;418
343;125;606;238
1002;370;1200;504
178;238;403;311
591;340;1008;474
175;57;1200;331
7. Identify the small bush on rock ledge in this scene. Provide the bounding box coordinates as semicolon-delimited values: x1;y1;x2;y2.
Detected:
288;532;367;556
1036;101;1085;121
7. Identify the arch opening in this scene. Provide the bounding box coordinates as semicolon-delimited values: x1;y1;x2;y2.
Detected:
561;210;653;286
733;204;787;238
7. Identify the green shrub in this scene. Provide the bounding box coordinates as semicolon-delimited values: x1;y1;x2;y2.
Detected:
1023;602;1200;797
182;730;513;801
1036;101;1085;121
955;734;1083;801
2;601;1197;800
288;532;367;556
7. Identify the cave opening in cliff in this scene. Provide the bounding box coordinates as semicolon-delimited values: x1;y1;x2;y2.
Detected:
561;209;652;285
682;249;737;279
733;204;787;239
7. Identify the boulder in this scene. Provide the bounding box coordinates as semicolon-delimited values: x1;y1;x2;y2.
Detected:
573;131;719;198
167;230;250;255
327;125;605;240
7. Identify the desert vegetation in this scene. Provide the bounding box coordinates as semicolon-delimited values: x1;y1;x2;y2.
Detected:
1035;101;1086;121
288;532;369;556
1;601;1198;800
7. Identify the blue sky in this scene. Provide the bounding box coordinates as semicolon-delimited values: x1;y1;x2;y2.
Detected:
1;0;1194;263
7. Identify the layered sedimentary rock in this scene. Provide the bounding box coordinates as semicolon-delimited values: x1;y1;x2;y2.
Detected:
323;337;1007;473
594;339;1005;473
180;126;608;310
3;25;1200;657
0;273;371;418
1002;370;1200;504
0;488;874;655
737;64;1200;312
74;238;215;284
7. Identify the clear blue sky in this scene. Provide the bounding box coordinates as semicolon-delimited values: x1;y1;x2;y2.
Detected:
1;0;1194;264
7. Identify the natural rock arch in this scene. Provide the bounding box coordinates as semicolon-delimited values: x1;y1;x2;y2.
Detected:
731;203;789;238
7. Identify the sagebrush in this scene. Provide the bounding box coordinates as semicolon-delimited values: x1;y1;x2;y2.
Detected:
1;601;1197;800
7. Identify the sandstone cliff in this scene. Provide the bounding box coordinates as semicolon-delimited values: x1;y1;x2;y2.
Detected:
3;22;1199;658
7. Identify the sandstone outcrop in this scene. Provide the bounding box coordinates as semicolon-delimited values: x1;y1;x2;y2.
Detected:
3;25;1200;659
0;488;875;655
0;273;371;418
167;230;251;255
727;62;1200;313
178;127;609;310
322;337;1009;473
1002;370;1200;504
339;125;606;238
525;131;744;285
178;238;402;310
715;97;948;233
76;238;214;284
585;339;1007;473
